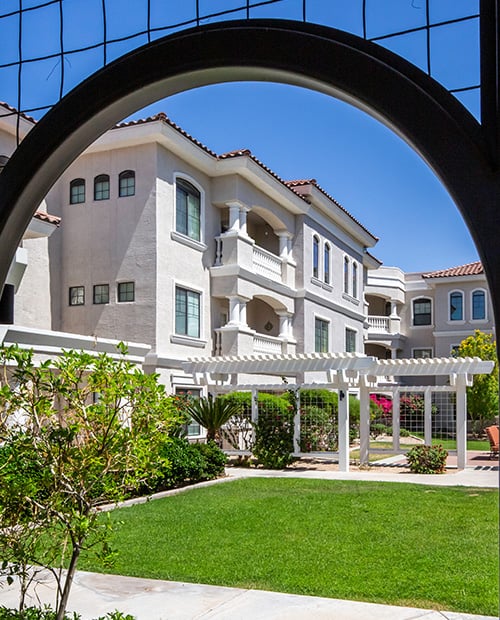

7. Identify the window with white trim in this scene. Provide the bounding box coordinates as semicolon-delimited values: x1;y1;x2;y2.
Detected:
343;257;349;294
175;286;201;338
413;348;433;359
324;243;330;284
176;178;201;241
345;328;356;353
472;289;486;320
314;317;329;353
449;291;463;321
352;262;358;298
312;236;319;279
412;298;432;326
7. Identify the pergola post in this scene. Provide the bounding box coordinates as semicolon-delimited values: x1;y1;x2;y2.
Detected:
424;387;433;445
359;381;370;466
338;383;350;472
454;374;469;470
392;390;400;452
293;388;301;454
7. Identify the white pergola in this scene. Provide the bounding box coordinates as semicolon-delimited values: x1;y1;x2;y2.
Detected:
182;352;494;471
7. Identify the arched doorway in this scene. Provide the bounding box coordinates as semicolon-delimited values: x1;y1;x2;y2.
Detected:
0;20;499;326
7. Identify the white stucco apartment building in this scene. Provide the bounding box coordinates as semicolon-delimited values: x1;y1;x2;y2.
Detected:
0;102;495;392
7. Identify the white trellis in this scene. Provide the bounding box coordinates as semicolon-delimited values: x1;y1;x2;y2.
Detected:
182;353;494;472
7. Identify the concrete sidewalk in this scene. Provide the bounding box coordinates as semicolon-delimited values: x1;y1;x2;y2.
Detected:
0;570;497;620
0;467;497;620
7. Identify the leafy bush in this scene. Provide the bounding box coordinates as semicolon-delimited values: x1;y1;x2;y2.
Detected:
406;444;448;474
192;441;227;478
400;428;410;437
252;393;294;469
370;423;388;439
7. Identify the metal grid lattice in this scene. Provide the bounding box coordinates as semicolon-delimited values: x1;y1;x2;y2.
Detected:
0;0;481;141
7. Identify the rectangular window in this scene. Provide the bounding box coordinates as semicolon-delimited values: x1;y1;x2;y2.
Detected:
345;328;356;353
413;298;432;326
117;281;135;302
93;284;109;304
175;286;201;338
413;348;433;359
176;388;202;436
69;286;84;306
70;179;85;204
176;179;201;241
315;318;329;353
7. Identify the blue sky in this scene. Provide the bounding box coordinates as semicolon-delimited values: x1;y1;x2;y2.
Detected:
0;0;481;272
130;82;480;273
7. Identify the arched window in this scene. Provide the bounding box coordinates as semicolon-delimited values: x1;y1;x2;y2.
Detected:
472;289;486;320
118;170;135;197
352;262;358;298
70;178;85;204
343;257;349;294
312;236;319;279
94;174;110;200
324;243;330;284
413;297;432;326
449;291;463;321
176;178;201;241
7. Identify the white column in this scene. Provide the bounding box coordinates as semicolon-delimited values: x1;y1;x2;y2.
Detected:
390;301;399;318
239;298;247;327
227;202;241;233
455;375;468;470
251;387;258;448
228;296;241;325
338;384;350;472
277;312;291;338
240;206;249;237
277;231;291;260
424;387;433;445
390;348;398;359
359;382;370;466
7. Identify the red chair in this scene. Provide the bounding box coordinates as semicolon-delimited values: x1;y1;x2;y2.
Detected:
485;426;499;459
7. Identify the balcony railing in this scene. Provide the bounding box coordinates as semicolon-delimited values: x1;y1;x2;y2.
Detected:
253;245;282;282
253;333;283;354
367;315;390;333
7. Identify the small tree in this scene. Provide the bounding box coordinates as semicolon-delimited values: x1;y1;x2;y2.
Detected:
186;394;241;445
0;344;186;619
455;330;499;432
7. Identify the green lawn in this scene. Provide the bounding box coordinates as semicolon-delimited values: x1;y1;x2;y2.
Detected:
80;478;499;616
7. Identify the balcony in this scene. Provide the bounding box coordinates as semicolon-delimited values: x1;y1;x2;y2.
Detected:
214;327;296;357
367;315;391;333
212;233;295;290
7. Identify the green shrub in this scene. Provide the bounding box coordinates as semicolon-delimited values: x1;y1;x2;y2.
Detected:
252;393;294;469
406;444;448;474
399;428;410;437
300;405;337;451
370;423;387;439
192;441;227;478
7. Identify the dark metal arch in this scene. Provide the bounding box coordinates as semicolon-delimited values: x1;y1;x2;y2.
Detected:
1;19;499;322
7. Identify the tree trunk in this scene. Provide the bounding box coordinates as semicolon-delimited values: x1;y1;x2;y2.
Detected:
56;544;80;620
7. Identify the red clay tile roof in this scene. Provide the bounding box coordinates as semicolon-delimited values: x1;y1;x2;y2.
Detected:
0;101;37;124
423;261;483;278
34;211;60;226
114;113;379;240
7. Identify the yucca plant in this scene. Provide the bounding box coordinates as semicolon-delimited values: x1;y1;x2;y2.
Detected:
186;394;241;445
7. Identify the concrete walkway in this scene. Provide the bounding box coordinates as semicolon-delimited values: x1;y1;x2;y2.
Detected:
0;466;497;620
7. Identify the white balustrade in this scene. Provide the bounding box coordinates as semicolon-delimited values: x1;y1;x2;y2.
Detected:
253;245;282;282
367;315;390;333
253;334;282;354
